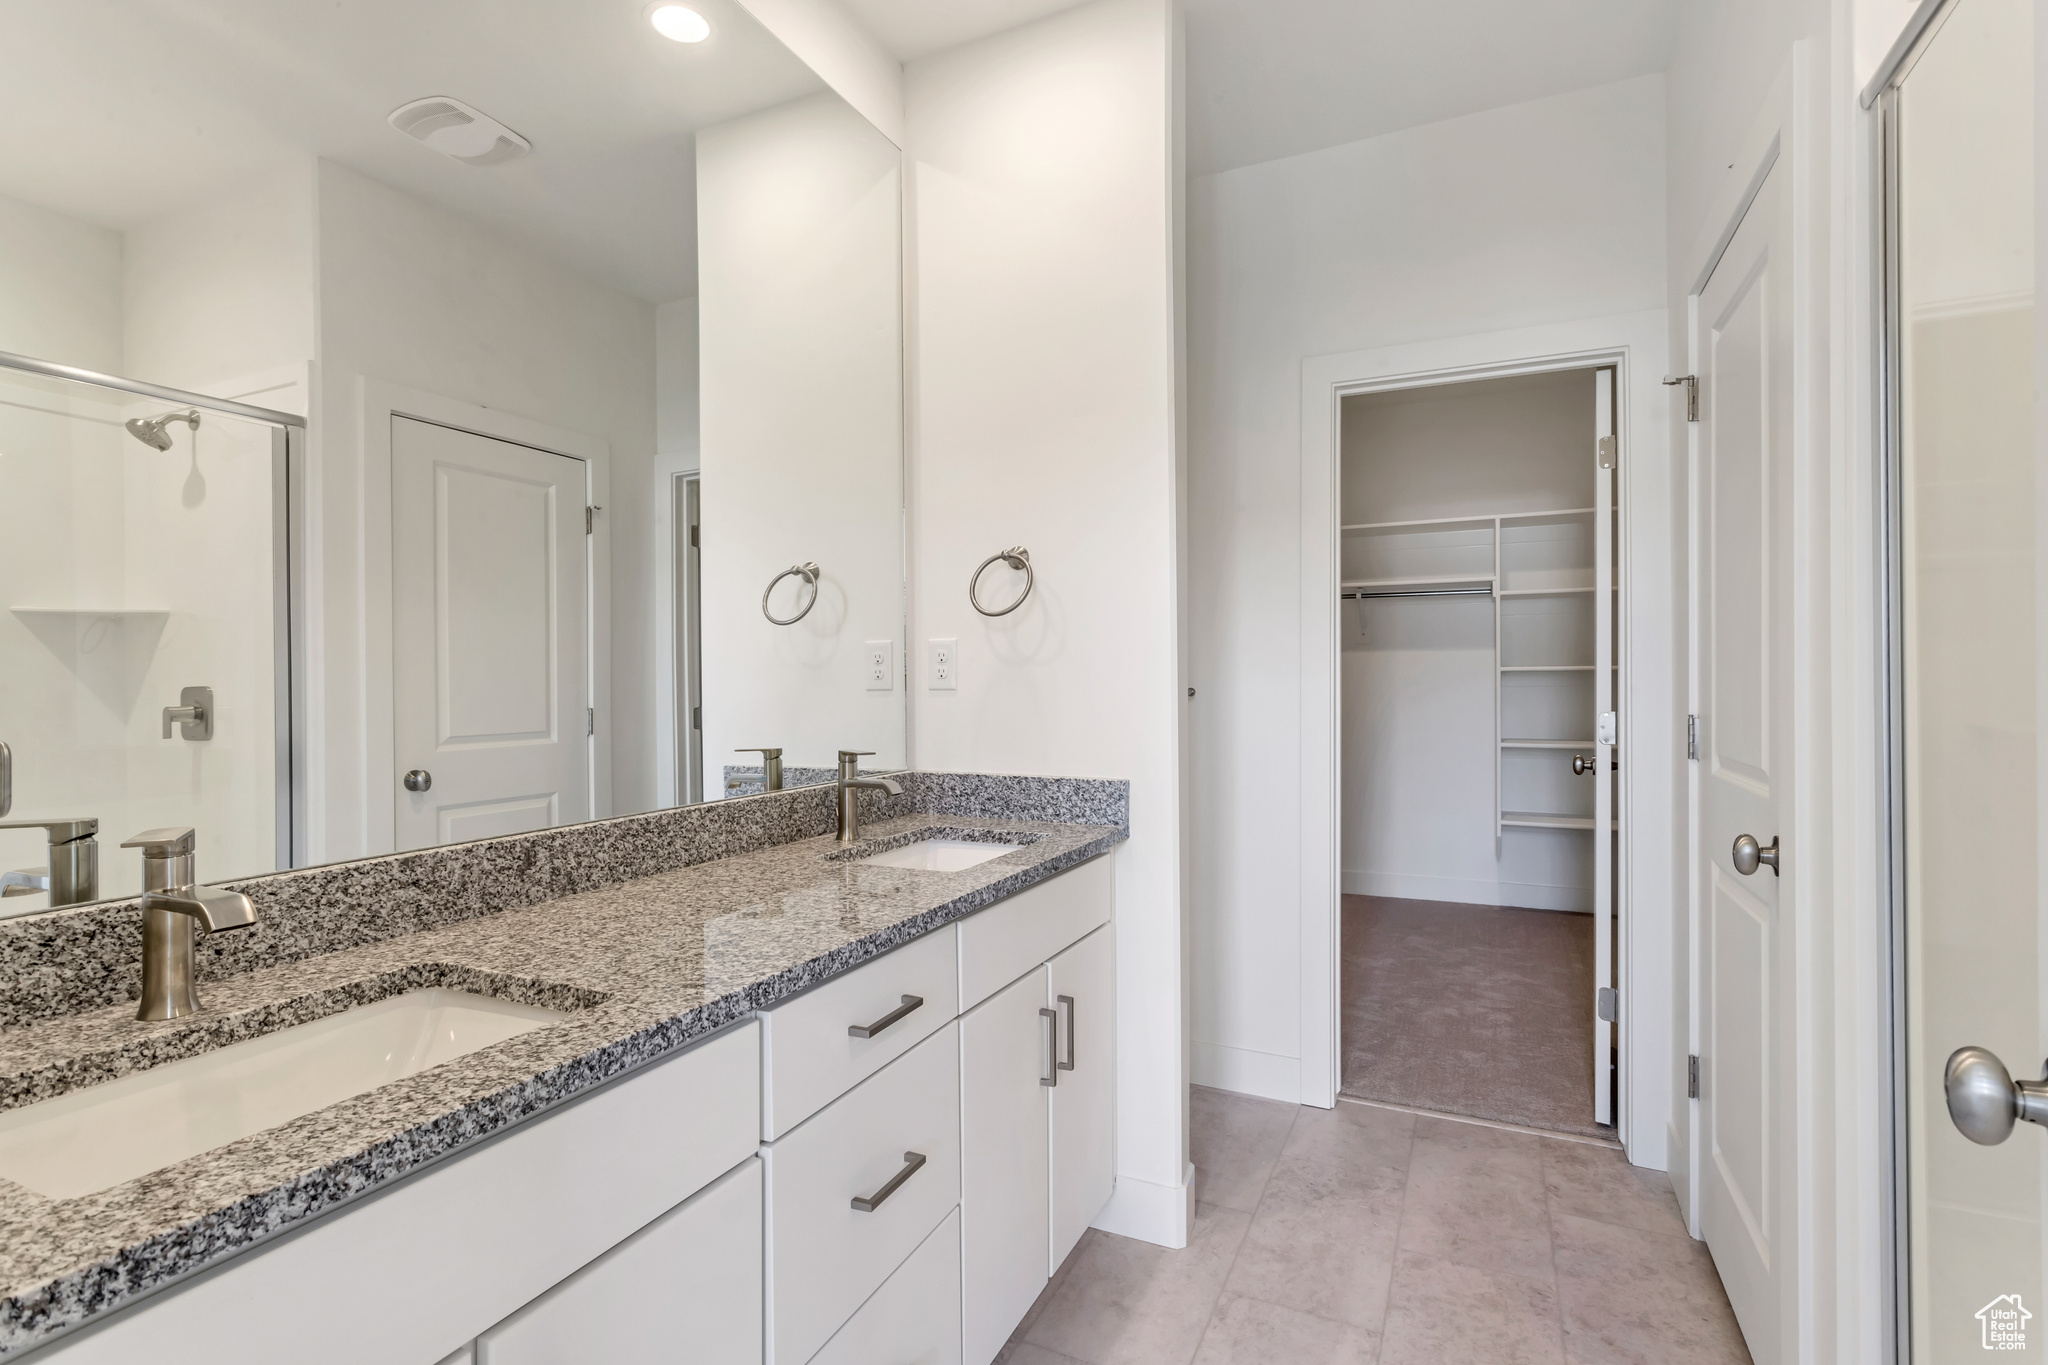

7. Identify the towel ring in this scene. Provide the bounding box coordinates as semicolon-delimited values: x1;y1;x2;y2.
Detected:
969;546;1033;617
762;562;821;625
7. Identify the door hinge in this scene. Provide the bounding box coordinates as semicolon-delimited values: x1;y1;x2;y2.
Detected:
1663;374;1699;422
1597;711;1618;747
1688;1054;1701;1100
586;505;601;534
691;705;701;731
689;523;699;549
1687;714;1699;761
1596;987;1619;1023
587;707;594;736
1596;435;1617;470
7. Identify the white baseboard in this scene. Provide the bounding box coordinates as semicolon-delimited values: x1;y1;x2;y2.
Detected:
1341;868;1593;913
1192;1042;1301;1103
1091;1163;1192;1249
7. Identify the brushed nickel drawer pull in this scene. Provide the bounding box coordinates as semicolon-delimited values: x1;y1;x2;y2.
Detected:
851;1151;927;1212
848;994;924;1039
1057;994;1076;1071
1040;1007;1059;1087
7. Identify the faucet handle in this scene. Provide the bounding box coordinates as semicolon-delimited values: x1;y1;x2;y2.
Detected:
141;884;256;933
122;827;196;857
0;818;97;843
838;750;875;760
736;748;783;758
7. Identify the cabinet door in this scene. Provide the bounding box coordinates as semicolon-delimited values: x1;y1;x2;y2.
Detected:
1049;925;1115;1273
959;967;1051;1365
478;1158;762;1364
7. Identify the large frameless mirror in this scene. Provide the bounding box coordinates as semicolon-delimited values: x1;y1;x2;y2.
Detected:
0;0;906;910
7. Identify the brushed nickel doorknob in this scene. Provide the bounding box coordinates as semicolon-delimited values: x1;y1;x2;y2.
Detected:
1732;833;1778;876
404;769;432;793
1946;1046;2048;1145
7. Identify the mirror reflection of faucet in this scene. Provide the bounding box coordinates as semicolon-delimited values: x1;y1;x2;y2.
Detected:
0;818;99;907
735;748;784;792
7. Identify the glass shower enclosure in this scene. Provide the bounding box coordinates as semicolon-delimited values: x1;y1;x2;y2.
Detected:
0;351;297;912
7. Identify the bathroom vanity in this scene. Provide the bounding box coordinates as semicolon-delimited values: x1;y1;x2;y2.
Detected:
0;776;1126;1364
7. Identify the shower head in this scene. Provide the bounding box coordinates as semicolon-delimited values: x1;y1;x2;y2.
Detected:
124;409;200;452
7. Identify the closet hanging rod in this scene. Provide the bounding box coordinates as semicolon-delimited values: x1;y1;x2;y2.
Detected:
1342;586;1493;601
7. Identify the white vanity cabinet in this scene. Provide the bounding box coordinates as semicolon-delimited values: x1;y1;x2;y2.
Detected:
956;861;1116;1365
475;1157;763;1363
32;854;1116;1365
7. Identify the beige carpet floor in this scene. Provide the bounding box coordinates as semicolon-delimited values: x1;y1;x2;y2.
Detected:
1340;893;1611;1139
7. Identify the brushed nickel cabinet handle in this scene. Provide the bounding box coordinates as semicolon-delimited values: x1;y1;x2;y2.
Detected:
1057;994;1076;1072
849;994;924;1039
1040;1006;1059;1087
851;1151;927;1212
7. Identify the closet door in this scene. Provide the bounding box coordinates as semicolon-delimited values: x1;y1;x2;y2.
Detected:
1592;369;1617;1127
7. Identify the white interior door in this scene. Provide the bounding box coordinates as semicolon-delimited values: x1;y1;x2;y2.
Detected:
391;416;589;851
1695;158;1794;1364
1894;0;2041;1356
1593;367;1616;1127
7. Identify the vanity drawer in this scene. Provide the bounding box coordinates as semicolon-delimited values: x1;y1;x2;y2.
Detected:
957;854;1112;1011
760;924;958;1139
809;1206;963;1365
763;1020;962;1365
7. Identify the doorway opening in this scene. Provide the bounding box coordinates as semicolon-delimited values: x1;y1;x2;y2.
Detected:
1337;366;1622;1139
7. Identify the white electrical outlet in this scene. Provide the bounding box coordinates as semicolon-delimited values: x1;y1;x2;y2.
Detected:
866;640;894;691
929;638;958;690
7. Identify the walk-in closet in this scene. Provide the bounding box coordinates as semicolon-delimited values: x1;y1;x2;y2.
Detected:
1338;366;1620;1137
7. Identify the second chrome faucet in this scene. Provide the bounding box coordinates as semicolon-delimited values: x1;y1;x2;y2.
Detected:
835;750;903;845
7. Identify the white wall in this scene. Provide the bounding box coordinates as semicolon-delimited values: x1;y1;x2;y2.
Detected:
1340;370;1599;913
122;167;316;394
0;191;121;372
1188;76;1668;1106
309;160;658;860
903;0;1188;1247
696;92;906;780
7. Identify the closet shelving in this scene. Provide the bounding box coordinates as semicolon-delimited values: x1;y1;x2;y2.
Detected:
1341;505;1615;848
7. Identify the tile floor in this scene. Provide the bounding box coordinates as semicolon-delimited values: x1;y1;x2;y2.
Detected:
999;1087;1752;1365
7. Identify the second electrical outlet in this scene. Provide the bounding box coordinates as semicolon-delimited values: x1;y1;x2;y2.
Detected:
929;638;957;690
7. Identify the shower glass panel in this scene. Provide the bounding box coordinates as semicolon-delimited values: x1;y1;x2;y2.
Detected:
0;364;286;912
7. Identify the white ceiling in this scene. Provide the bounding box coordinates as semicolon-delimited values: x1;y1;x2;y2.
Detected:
1182;0;1683;176
835;0;1092;62
836;0;1680;176
0;0;834;302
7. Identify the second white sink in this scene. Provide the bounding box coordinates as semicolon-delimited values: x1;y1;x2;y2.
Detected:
0;988;566;1200
857;839;1019;872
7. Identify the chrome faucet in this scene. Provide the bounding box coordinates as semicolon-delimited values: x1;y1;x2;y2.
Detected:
121;827;258;1020
0;818;100;906
835;750;904;845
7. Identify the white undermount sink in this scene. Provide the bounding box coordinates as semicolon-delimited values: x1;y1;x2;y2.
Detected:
857;839;1020;872
0;988;566;1200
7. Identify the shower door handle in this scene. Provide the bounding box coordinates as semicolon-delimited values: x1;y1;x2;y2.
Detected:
1946;1047;2048;1145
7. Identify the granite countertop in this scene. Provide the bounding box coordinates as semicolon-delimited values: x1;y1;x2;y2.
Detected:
0;811;1123;1357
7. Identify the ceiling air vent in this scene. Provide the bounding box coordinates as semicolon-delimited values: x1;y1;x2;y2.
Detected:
387;97;531;167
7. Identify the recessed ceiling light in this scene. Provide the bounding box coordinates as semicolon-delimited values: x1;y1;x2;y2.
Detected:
649;5;711;42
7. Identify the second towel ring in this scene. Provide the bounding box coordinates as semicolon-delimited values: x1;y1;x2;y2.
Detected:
762;562;821;625
969;546;1033;617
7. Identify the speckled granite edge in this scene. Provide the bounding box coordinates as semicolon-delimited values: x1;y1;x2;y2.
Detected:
0;772;1124;1031
0;813;1123;1357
